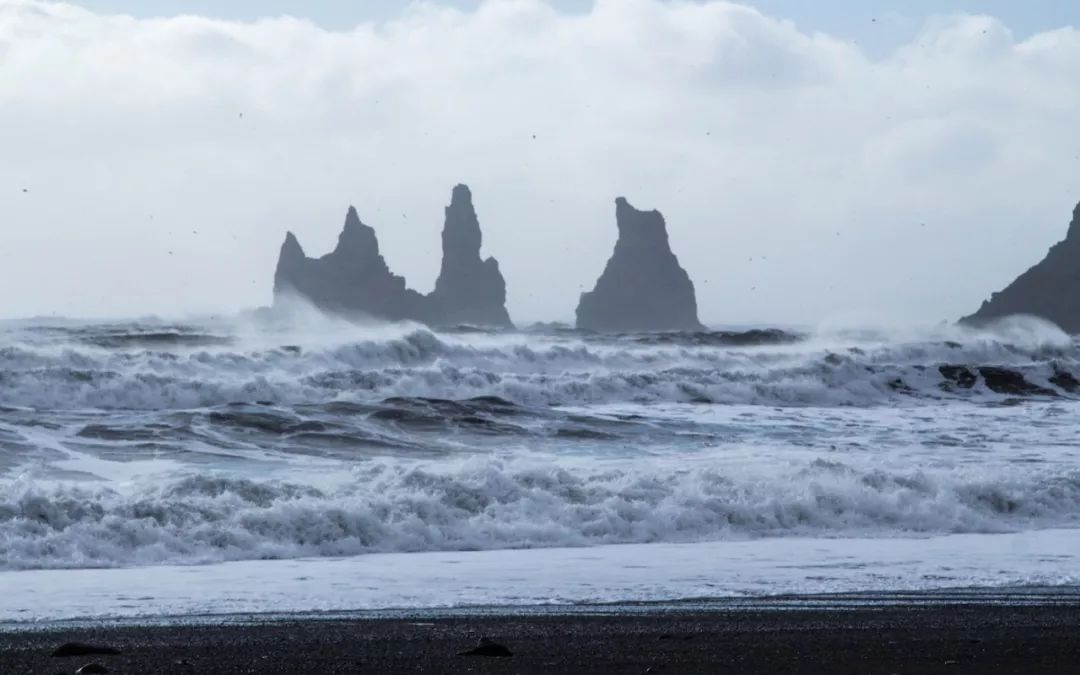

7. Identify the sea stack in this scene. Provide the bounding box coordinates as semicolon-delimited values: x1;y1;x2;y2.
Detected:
576;197;704;332
273;185;513;328
426;185;513;328
962;200;1080;333
273;206;428;321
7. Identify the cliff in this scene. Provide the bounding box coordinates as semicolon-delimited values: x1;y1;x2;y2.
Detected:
962;200;1080;333
576;197;704;332
273;186;513;328
273;206;428;321
427;185;513;328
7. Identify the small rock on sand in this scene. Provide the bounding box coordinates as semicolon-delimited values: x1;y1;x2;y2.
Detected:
458;637;513;657
51;643;121;658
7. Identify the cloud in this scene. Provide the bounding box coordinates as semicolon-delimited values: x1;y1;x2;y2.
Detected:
0;0;1078;325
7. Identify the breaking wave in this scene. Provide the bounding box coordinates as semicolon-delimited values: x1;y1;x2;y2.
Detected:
0;319;1077;410
4;457;1079;570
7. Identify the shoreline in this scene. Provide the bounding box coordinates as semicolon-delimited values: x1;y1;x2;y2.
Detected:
3;590;1080;674
7;528;1079;624
5;585;1080;632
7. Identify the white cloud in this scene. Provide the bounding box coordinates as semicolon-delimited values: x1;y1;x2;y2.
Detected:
0;0;1078;325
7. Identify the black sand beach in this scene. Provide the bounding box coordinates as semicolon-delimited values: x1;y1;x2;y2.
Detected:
3;593;1080;674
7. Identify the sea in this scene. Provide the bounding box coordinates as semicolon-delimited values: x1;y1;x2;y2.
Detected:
1;308;1079;623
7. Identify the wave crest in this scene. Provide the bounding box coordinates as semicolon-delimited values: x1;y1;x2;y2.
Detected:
3;458;1079;570
0;322;1077;409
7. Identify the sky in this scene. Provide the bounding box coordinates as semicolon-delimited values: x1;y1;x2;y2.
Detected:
1;0;1079;326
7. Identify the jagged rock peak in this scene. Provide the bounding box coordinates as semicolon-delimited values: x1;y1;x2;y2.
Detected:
335;206;381;257
272;186;512;329
614;197;671;249
280;231;304;260
443;184;483;259
1068;200;1080;241
576;197;704;332
430;184;513;328
962;198;1080;334
273;206;425;321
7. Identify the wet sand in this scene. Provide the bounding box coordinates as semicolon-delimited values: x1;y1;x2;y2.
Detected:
3;595;1080;674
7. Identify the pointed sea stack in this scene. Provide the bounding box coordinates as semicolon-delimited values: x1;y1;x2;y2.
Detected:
273;186;513;328
426;185;513;328
962;200;1080;333
273;206;428;321
576;198;704;332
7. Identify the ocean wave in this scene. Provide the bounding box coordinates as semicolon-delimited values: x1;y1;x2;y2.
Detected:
0;347;1076;410
0;319;1076;410
2;458;1079;570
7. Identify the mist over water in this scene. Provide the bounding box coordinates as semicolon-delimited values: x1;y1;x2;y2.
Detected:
2;307;1079;593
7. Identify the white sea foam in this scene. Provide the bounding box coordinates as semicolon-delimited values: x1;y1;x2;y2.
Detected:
5;529;1079;622
0;316;1075;410
1;314;1079;616
3;455;1079;570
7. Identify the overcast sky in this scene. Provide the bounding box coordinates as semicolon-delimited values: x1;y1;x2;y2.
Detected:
2;0;1079;326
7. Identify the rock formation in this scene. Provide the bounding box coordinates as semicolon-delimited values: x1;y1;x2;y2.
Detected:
426;185;513;328
576;197;704;332
274;206;428;321
273;186;513;328
962;200;1080;333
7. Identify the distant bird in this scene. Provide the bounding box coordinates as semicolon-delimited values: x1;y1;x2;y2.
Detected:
21;188;28;193
239;112;244;118
531;134;537;139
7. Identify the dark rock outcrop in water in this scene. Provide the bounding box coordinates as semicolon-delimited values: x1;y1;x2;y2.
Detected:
274;206;428;321
427;185;512;328
962;201;1080;333
938;364;1059;397
274;186;512;328
576;198;704;332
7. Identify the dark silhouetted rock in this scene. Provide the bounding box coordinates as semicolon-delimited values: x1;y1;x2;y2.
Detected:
939;365;977;390
51;643;121;658
629;328;802;346
979;367;1057;397
427;185;513;328
576;198;704;332
1050;369;1080;393
458;638;513;657
273;186;513;328
938;365;1058;397
962;201;1080;333
274;206;428;322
